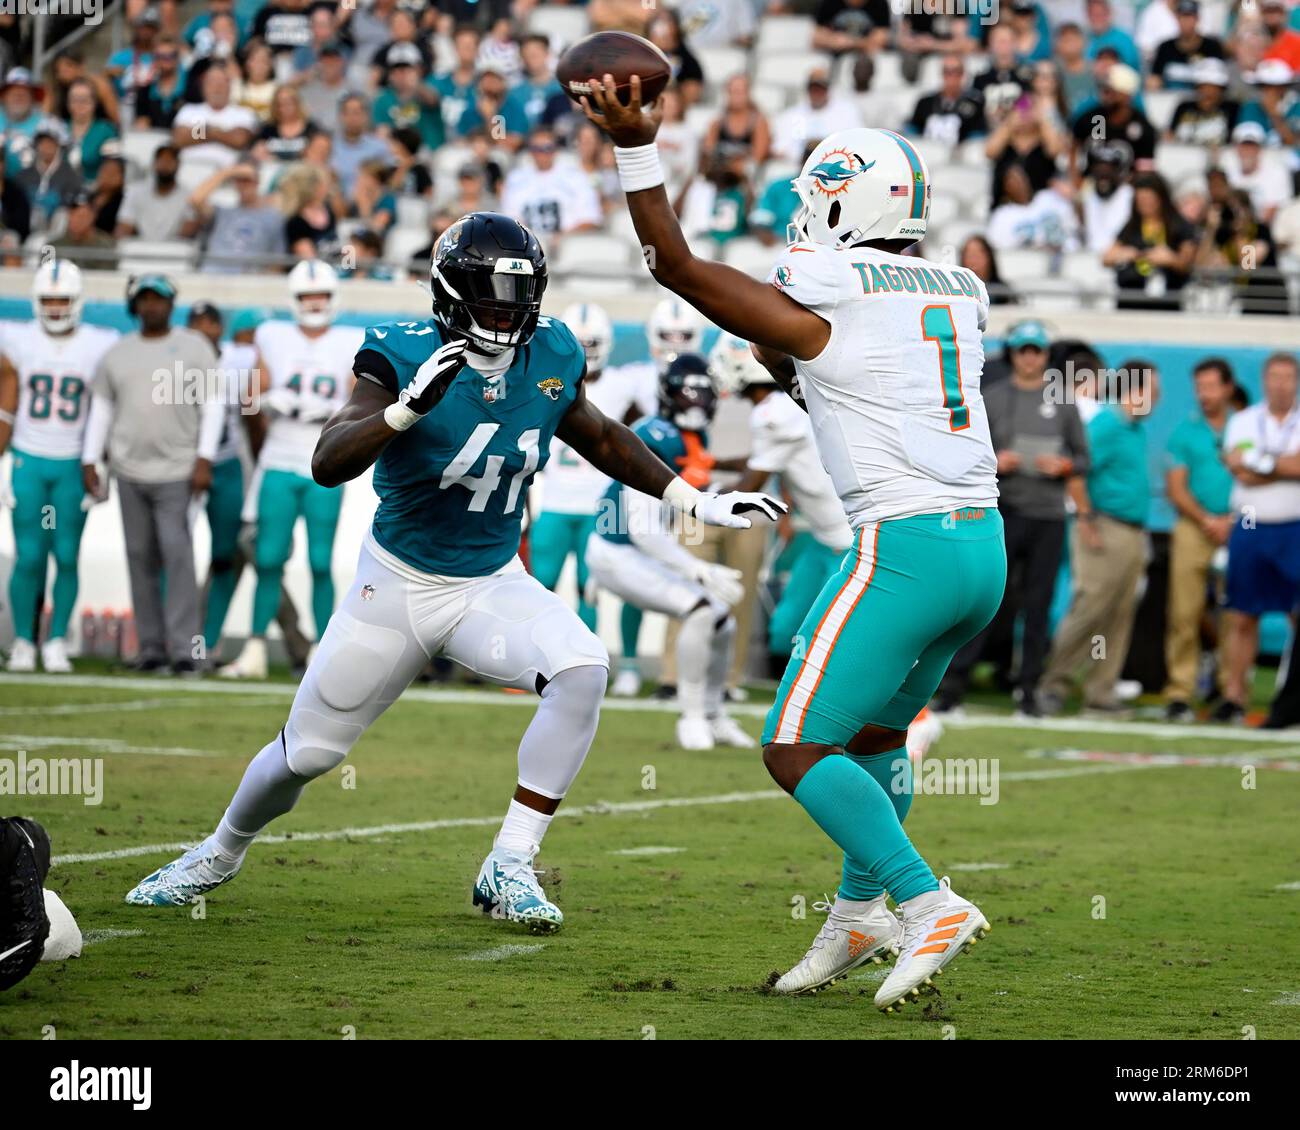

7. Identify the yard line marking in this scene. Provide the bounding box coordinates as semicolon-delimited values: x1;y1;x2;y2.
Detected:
1028;748;1300;771
609;846;686;856
948;862;1010;871
460;943;546;962
81;928;145;946
1274;881;1300;891
0;695;268;717
5;674;1297;744
0;735;215;757
1271;992;1300;1006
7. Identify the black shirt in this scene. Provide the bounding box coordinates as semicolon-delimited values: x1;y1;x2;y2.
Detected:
1169;98;1239;146
815;0;892;38
1151;35;1226;88
257;119;322;162
1072;105;1158;167
910;92;987;144
973;64;1036;114
253;5;313;53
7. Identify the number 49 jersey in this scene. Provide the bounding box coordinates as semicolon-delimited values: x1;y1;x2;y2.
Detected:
355;315;586;578
0;321;119;459
768;242;998;527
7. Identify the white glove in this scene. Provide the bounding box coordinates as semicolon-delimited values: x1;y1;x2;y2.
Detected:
260;387;297;419
691;561;745;607
296;392;335;423
693;490;788;530
384;338;469;432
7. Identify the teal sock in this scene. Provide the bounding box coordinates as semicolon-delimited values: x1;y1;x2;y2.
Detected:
840;746;914;901
310;569;335;641
620;602;642;665
792;753;938;906
204;564;238;651
251;568;282;637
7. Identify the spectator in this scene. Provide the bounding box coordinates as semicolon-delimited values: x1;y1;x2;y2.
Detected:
974;24;1037;126
81;275;222;676
1038;361;1160;714
1009;0;1052;63
388;126;433;199
1084;0;1142;73
1219;352;1300;722
1274;189;1300;253
172;66;258;171
341;226;395;280
986;90;1067;200
183;14;243;102
281;160;340;258
574;121;618;213
348;158;396;236
1220;120;1293;223
0;157;30;242
703;74;771;168
677;0;757;49
251;0;313;58
372;7;435;82
988;169;1082;251
186;0;245;56
750;151;806;246
1196;187;1289;314
1105;171;1198;309
49;49;119;126
133;36;188;129
455;69;509;140
64;79;118;183
500;126;601;236
1150;0;1226;91
373;43;444;153
1168;57;1239;145
477;18;523;85
116;143;191;241
655;87;700;199
233;39;278;120
898;2;976;84
936;320;1089;716
812;0;891;67
1260;0;1300;71
1162;357;1237;721
254;84;321;163
1054;22;1098;114
1079;142;1135;254
1136;0;1182;60
106;9;159;101
437;161;497;218
89;155;126;234
296;41;352;133
1238;59;1300;163
960;234;1016;304
50;190;118;270
331;93;391;194
1071;63;1158;179
772;67;863;164
344;0;397;67
430;25;480;138
0;68;44;176
13;120;82;232
291;3;341;73
678;154;750;246
503;35;568;146
186;159;287;273
908;57;987;146
648;10;704;107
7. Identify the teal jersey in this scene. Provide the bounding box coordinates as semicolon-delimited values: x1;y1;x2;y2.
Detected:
1166;413;1233;516
1086;404;1150;527
596;415;699;546
356;316;585;577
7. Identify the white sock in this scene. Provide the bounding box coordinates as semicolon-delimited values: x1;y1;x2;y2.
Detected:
832;894;883;918
677;604;714;718
496;799;553;856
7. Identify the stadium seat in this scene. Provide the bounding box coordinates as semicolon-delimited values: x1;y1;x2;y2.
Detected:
527;5;589;49
120;128;170;177
1017;277;1085;311
396;196;430;230
750;84;790;117
696;46;749;87
756;15;814;56
684;103;717;140
383;226;429;270
755;52;835;93
118;239;198;274
1155;143;1209;183
995;247;1055;283
1061;250;1118;293
866;52;904;92
857;92;916;132
722;237;778;278
551;232;633;278
955;138;990;167
914;54;947;91
1143;89;1181;134
908;136;958;174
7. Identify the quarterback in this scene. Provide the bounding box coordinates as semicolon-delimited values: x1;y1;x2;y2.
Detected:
126;213;784;931
583;80;1006;1008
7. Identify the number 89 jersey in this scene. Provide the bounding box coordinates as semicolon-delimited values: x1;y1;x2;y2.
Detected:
356;315;586;578
1;321;119;459
768;242;998;528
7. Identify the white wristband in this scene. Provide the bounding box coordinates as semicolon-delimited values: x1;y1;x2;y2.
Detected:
662;476;701;513
0;408;14;426
383;401;421;432
615;143;664;193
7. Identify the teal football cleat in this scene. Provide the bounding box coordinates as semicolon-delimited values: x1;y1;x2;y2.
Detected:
472;846;563;934
125;841;241;907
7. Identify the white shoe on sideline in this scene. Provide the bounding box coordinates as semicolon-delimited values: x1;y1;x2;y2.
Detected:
709;713;756;748
611;669;641;697
676;714;715;750
40;637;73;674
218;637;268;679
7;638;36;672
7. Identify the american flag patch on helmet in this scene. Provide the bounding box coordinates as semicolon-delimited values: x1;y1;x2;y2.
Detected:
889;185;909;196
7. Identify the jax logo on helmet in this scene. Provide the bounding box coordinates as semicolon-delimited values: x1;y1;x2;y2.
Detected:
808;149;875;196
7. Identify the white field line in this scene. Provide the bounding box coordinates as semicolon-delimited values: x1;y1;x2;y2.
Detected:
1274;882;1300;891
459;943;546;962
0;695;270;717
609;846;686;856
0;735;215;757
81;928;145;946
4;673;1300;744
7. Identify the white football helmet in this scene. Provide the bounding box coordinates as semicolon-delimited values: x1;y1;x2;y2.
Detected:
288;259;340;329
561;302;613;374
791;128;931;249
709;333;775;396
32;259;83;335
648;297;703;367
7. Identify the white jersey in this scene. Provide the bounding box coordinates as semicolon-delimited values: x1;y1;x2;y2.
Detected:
540;364;656;515
215;341;257;465
1;321;119;459
501;163;602;235
768;242;998;527
254;321;362;478
748;390;852;551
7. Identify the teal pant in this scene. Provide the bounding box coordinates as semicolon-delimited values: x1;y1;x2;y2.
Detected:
8;450;87;642
252;468;342;641
203;457;244;650
763;509;1007;747
768;536;847;658
530;510;597;631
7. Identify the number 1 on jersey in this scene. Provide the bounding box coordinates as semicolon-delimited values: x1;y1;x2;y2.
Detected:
921;305;969;432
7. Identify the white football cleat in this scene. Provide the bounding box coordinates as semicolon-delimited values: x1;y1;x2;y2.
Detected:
219;637;268;679
125;839;242;906
874;877;990;1013
40;637;73;674
906;707;943;762
611;668;641;697
774;895;901;995
676;714;715;750
709;712;756;748
6;638;36;672
472;844;563;933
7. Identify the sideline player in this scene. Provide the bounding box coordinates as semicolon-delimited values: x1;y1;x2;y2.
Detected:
583;82;1005;1009
125;212;783;931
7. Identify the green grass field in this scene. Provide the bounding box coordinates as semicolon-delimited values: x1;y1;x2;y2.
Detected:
2;671;1299;1040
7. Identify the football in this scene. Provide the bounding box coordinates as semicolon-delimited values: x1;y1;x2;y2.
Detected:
556;31;672;108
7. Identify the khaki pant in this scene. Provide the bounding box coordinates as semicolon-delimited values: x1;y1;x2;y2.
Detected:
659;520;767;688
1162;515;1227;703
1040;514;1147;708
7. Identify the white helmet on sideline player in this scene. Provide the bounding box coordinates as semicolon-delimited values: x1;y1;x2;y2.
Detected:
791;128;931;249
561;302;613;374
709;332;775;396
648;297;702;368
32;259;83;334
288;259;340;329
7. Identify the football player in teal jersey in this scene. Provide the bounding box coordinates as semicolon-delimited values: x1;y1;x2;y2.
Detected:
125;213;785;932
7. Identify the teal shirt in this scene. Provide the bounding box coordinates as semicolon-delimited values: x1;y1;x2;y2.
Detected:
1086;405;1149;526
597;416;698;546
1166;414;1233;516
373;89;445;151
358;315;585;576
73;119;118;181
